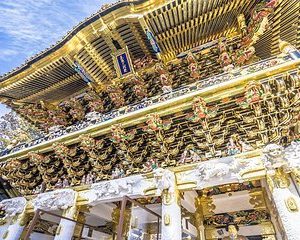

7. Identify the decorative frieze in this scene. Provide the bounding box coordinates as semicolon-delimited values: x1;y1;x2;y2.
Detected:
177;155;263;190
84;175;154;204
32;189;76;211
0;197;26;218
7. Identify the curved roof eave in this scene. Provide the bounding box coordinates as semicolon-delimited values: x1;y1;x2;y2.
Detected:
0;0;150;82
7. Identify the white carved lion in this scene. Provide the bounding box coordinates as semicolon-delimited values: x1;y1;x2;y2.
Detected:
285;141;300;168
32;189;75;211
196;161;237;181
263;143;287;170
0;197;26;218
153;168;175;195
93;179;136;199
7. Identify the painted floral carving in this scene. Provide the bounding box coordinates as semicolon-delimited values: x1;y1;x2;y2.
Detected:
218;41;233;69
110;124;136;144
204;209;270;226
133;55;155;70
83;91;104;113
131;75;148;99
28;152;45;165
52;142;73;160
79;135;96;152
107;84;125;108
63;98;85;122
218;1;278;69
187;97;218;122
144;113;181;166
48;108;69;127
236;81;263;108
110;124;144;173
144;113;172;133
241;0;278;47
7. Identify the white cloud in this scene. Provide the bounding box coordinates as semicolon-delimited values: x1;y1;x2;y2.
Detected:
0;0;115;73
0;104;10;117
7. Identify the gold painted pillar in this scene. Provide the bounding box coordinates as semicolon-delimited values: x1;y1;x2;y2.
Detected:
72;212;85;239
194;197;206;240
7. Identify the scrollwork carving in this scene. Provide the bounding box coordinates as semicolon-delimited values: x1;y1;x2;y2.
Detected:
32;189;76;211
0;197;26;218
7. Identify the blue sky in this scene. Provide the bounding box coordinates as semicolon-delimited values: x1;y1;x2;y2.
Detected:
0;0;115;116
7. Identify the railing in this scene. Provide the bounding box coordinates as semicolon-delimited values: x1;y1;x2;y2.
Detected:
24;208;106;240
24;196;161;240
0;56;292;156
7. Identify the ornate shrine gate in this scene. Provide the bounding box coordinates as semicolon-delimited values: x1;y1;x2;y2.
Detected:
0;142;299;239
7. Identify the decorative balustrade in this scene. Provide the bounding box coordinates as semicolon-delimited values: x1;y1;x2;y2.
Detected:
0;56;293;156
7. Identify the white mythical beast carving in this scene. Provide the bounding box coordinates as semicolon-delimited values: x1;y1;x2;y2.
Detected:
0;197;26;218
153;168;175;195
32;189;76;211
196;161;237;181
284;141;300;168
91;178;137;200
263;143;286;171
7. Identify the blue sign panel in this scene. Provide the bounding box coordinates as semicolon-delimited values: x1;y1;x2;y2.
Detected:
146;29;161;53
117;52;132;76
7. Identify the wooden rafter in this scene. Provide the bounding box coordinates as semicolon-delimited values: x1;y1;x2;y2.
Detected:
20;74;83;103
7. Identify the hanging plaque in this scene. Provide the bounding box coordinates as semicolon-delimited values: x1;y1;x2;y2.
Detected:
112;47;135;78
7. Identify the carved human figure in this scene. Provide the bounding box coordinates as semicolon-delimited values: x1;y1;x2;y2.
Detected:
222;224;248;240
227;134;253;156
179;145;201;164
155;62;173;93
112;166;125;179
85;172;94;185
55;179;63;189
81;175;86;185
143;159;158;172
186;52;201;80
62;177;69;188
